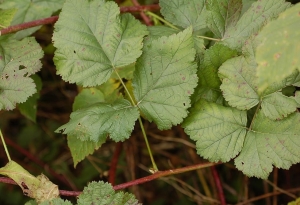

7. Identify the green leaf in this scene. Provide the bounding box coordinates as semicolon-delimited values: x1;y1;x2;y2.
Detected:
0;36;43;111
219;56;259;110
183;100;247;162
0;0;64;39
73;88;105;111
132;27;197;130
261;92;297;120
56;99;139;142
193;43;237;104
159;0;206;31
222;0;290;50
53;0;148;87
0;8;17;28
256;3;300;93
67;135;105;167
40;198;72;205
219;56;299;120
77;181;141;205
18;75;42;122
206;0;242;38
235;111;300;179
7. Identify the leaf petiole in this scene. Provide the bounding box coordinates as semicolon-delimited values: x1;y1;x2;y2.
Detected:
145;11;179;30
113;69;158;172
196;35;221;42
0;129;11;161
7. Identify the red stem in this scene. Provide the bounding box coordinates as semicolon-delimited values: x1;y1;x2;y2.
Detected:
0;162;218;196
211;165;226;205
0;5;160;36
4;136;74;190
108;142;123;185
113;162;219;190
131;0;153;26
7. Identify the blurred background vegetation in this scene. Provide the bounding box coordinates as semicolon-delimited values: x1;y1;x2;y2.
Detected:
0;0;300;204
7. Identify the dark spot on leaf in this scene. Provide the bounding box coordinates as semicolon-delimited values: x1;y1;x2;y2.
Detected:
73;50;76;54
182;77;186;80
183;103;186;106
82;48;86;51
150;72;152;75
0;56;2;60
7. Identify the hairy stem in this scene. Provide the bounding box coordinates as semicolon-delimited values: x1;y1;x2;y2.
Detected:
0;130;11;161
114;70;158;171
145;11;179;30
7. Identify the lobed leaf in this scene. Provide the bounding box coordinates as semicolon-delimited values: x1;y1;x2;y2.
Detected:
206;0;242;38
0;0;64;39
235;112;300;179
183;100;247;162
53;0;148;87
0;36;43;111
160;0;206;31
77;181;141;205
56;99;139;142
222;0;290;50
256;3;300;94
132;27;197;130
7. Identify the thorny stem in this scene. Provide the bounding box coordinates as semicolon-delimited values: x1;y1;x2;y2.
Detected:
145;11;179;30
0;5;160;36
0;130;11;161
114;70;158;172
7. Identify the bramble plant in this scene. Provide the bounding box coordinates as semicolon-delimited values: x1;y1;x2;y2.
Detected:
0;0;300;204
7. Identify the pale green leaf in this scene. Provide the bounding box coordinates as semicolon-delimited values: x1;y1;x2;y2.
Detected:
219;56;259;110
132;27;197;130
18;75;42;122
72;88;105;111
53;0;148;87
0;0;64;39
159;0;206;31
0;36;43;110
40;198;72;205
182;100;247;162
68;135;105;167
0;8;17;28
261;92;297;120
206;0;242;38
77;181;141;205
295;91;300;106
256;3;300;93
223;0;290;50
235;112;300;179
56;99;139;142
193;43;237;104
35;174;59;204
